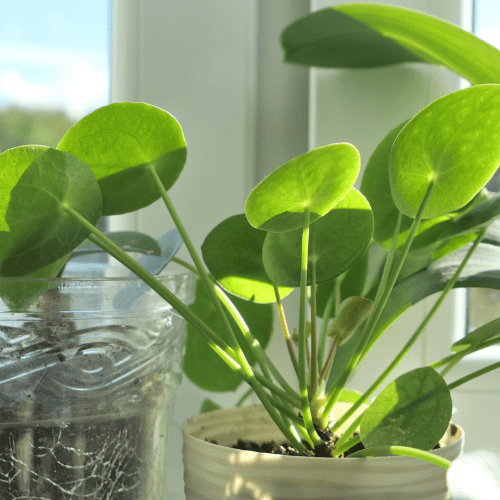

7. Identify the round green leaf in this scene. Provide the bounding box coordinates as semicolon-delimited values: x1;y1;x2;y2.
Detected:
0;145;50;232
183;278;273;392
362;120;469;250
262;188;373;286
360;367;452;451
1;148;102;276
57;102;187;215
390;84;500;220
201;214;293;303
246;143;360;232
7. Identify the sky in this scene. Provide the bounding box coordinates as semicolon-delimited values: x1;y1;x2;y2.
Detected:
0;0;110;120
474;0;500;48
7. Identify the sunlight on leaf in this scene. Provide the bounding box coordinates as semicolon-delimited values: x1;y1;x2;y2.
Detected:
246;143;359;232
184;278;273;392
202;214;293;303
390;85;500;219
0;145;49;232
58;102;187;215
262;188;372;286
1;148;102;276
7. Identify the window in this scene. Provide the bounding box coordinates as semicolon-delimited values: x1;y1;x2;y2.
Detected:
0;0;110;152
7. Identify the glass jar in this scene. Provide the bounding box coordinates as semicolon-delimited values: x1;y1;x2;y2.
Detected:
0;268;195;500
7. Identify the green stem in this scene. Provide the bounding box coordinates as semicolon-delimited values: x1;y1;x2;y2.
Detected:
171;256;198;274
274;284;300;376
318;339;338;384
213;286;272;380
173;256;298;396
258;349;302;402
172;258;302;403
348;446;452;469
330;227;486;438
264;395;305;426
431;336;500;373
332;434;361;457
380;212;403;290
67;203;307;454
150;171;312;454
147;167;238;354
253;372;301;408
235;388;253;407
317;283;337;369
173;257;271;380
448;360;500;390
333;412;364;450
309;258;319;399
440;351;467;377
431;352;457;371
322;183;435;426
298;210;322;445
147;171;304;447
359;210;402;358
65;207;235;358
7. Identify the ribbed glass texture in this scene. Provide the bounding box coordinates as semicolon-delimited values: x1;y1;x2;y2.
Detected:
0;269;194;500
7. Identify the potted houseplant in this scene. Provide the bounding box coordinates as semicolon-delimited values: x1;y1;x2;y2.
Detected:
182;8;500;499
1;3;500;500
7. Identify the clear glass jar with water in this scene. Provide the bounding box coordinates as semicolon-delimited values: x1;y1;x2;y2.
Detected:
0;267;194;500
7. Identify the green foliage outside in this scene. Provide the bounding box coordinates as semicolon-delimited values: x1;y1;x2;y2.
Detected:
0;107;73;153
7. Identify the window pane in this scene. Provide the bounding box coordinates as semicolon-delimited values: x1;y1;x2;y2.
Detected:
0;0;110;151
474;0;500;47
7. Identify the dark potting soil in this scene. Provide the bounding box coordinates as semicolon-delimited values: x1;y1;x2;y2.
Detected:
207;424;454;458
233;431;363;458
207;427;365;458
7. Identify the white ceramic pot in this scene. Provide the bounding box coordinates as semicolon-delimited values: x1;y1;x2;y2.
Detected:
182;404;463;500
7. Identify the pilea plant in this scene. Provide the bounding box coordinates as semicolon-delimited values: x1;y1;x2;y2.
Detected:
2;3;500;468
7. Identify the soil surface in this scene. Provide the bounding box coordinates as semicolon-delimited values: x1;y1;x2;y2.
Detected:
207;428;364;458
207;425;456;458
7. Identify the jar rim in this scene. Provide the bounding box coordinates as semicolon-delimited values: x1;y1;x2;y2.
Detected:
0;271;193;283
